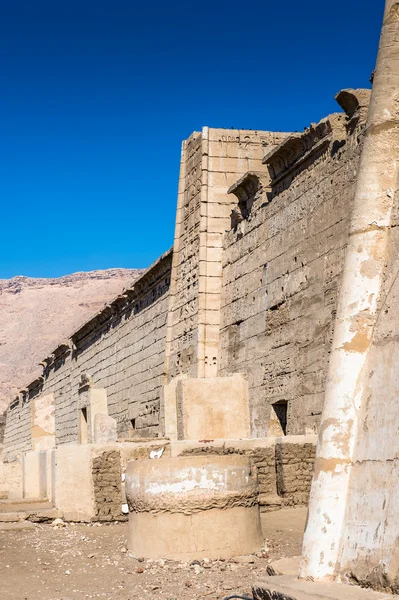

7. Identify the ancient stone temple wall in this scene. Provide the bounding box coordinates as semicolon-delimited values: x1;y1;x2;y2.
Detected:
219;100;369;437
3;99;372;453
4;396;33;457
3;251;172;455
0;413;5;445
0;89;380;544
164;127;287;383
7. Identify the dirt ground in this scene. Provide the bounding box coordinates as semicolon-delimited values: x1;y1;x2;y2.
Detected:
0;507;306;600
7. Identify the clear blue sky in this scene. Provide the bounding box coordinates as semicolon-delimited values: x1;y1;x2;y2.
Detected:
0;0;384;278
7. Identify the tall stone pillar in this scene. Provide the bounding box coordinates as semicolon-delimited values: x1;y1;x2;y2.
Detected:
301;0;399;582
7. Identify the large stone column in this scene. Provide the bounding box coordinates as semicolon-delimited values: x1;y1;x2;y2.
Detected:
301;0;399;581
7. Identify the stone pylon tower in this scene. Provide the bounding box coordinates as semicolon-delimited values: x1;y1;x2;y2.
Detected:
161;127;285;440
301;0;399;586
163;128;278;382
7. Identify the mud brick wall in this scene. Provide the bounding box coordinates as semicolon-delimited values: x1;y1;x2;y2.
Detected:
203;446;280;511
253;447;280;511
92;450;123;521
275;442;316;506
219;114;366;437
0;460;6;499
181;439;316;510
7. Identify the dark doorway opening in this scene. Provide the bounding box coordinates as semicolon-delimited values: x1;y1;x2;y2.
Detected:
271;401;288;436
79;406;88;444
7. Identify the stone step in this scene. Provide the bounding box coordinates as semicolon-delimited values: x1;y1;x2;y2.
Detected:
269;556;302;577
252;575;393;600
0;508;59;523
26;507;60;522
0;521;36;531
0;499;60;523
0;512;27;522
0;498;51;512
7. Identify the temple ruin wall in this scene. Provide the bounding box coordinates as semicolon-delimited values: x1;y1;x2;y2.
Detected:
3;103;371;453
219;112;366;436
4;250;172;456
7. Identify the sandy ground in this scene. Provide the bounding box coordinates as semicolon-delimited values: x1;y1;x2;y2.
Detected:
0;507;306;600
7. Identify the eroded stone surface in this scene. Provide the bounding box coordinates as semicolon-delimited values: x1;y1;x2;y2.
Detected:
125;455;263;559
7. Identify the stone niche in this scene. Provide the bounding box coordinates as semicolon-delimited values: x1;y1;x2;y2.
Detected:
228;171;270;229
77;375;114;444
125;454;263;560
164;373;250;441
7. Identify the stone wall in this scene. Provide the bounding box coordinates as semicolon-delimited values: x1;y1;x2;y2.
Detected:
219;101;368;436
164;128;288;383
3;398;32;457
2;97;371;452
3;251;172;455
0;413;5;444
0;455;22;499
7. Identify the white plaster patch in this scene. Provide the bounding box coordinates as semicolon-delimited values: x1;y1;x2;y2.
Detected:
150;448;164;459
143;465;249;495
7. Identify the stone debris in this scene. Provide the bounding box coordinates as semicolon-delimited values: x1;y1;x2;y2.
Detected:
193;564;203;574
51;518;66;528
232;555;256;564
268;556;301;576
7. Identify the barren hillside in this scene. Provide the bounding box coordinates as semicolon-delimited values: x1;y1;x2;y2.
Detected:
0;269;144;413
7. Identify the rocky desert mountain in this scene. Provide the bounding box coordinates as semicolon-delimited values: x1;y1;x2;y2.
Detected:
0;269;144;414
